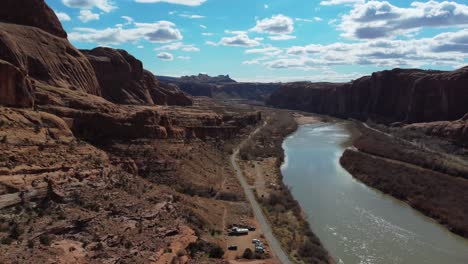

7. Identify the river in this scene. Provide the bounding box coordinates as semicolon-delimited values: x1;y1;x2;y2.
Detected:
281;122;468;264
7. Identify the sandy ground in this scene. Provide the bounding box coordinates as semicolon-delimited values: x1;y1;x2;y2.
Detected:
293;113;322;125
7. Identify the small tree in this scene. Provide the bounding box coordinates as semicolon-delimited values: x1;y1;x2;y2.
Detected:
242;248;254;259
209;245;224;258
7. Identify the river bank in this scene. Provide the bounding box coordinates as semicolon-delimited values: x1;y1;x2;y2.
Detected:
281;119;468;264
238;109;333;264
340;122;468;239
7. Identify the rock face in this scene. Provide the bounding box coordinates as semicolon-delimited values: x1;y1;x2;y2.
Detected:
82;47;192;106
0;59;34;107
0;23;101;97
159;74;281;102
0;0;67;38
268;67;468;123
404;117;468;147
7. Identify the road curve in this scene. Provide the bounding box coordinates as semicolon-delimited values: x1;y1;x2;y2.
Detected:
230;122;293;264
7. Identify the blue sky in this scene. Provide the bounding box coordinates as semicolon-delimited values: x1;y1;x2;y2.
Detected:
48;0;468;82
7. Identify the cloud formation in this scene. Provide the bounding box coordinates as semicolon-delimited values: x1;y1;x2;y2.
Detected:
69;21;183;45
55;11;71;22
156;42;200;52
135;0;206;6
218;33;261;47
263;29;468;70
320;0;364;6
157;52;174;60
62;0;115;12
269;35;296;41
252;14;294;35
340;1;468;39
79;10;100;22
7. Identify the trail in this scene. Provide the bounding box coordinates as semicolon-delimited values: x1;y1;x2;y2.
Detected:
230;122;292;264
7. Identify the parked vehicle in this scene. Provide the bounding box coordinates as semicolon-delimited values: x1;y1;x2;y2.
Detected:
252;239;261;244
247;226;256;231
229;227;249;236
228;245;238;251
255;246;265;253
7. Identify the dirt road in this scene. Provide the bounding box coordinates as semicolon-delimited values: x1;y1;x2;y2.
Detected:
230;122;292;264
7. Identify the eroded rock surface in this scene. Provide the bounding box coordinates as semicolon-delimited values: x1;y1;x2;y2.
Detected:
0;0;67;38
268;67;468;123
82;47;192;106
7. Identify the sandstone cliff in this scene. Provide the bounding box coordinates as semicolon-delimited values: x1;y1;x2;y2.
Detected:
0;59;34;108
0;0;67;38
159;74;281;102
82;48;192;106
268;67;468;123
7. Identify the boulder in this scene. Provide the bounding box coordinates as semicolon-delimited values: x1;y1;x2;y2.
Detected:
0;0;67;38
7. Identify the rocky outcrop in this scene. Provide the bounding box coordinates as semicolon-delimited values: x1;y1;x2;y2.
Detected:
0;0;67;38
403;115;468;146
82;48;192;106
159;74;280;102
0;59;34;107
0;23;101;97
268;67;468;123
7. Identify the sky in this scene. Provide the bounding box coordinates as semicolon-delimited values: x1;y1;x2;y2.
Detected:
47;0;468;82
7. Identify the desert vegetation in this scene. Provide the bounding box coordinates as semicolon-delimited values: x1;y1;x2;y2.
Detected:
239;110;331;264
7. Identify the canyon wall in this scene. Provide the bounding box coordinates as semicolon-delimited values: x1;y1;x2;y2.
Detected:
82;48;192;106
268;67;468;124
159;75;281;102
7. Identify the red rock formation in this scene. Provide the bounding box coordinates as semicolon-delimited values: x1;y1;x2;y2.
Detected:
82;47;192;106
0;0;67;38
0;59;34;108
0;23;101;97
268;67;468;123
404;116;468;146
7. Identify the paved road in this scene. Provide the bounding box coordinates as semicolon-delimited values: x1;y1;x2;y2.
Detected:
230;122;293;264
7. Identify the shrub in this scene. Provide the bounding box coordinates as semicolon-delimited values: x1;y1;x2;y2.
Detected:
242;248;254;259
208;245;224;258
39;234;51;246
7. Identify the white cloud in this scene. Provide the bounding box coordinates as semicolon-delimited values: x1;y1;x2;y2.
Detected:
156;42;200;52
62;0;115;12
219;33;261;47
205;41;218;46
122;16;134;25
202;32;213;36
340;1;468;39
55;11;71;22
69;21;183;45
134;0;206;6
200;25;207;29
179;14;205;19
251;14;294;35
157;52;174;60
264;4;269;9
178;56;191;60
296;18;314;23
296;17;322;23
245;47;283;56
137;45;144;48
320;0;364;6
269;35;296;41
79;10;100;22
257;29;468;70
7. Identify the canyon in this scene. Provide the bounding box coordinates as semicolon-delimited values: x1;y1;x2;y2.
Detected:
0;1;278;263
268;69;468;240
1;0;467;263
